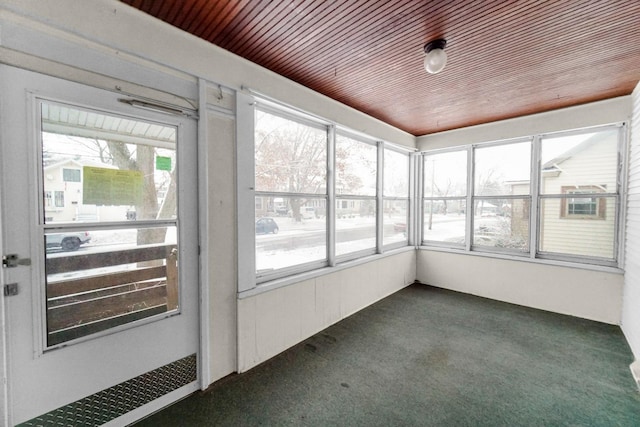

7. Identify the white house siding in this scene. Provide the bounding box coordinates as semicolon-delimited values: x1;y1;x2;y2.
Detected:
622;82;640;359
539;134;619;258
43;162;83;222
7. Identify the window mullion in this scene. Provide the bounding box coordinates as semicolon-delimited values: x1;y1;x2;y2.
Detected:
465;146;473;251
530;135;540;259
327;125;336;266
376;141;384;253
413;153;423;246
236;92;256;293
616;123;627;266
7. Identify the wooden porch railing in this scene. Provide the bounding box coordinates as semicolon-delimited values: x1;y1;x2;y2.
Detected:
45;244;178;346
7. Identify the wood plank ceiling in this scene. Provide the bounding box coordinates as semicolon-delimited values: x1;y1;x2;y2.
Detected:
120;0;640;136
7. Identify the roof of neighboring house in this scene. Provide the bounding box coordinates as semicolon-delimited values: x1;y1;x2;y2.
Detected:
44;158;118;171
541;131;612;172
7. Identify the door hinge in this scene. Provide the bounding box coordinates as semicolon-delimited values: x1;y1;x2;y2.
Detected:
3;283;18;296
2;254;31;268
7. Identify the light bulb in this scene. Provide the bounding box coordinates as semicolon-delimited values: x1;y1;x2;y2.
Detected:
424;48;447;74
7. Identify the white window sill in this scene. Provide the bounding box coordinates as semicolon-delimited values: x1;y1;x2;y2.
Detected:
238;245;416;299
418;245;623;274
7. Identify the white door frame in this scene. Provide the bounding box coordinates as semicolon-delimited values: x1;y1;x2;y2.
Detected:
0;174;8;427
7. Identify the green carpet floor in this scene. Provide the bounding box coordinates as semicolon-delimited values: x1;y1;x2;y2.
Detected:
134;283;640;426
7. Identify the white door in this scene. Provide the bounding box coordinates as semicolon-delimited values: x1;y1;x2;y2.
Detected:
1;66;199;426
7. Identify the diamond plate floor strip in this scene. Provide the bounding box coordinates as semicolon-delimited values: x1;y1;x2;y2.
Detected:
18;354;197;427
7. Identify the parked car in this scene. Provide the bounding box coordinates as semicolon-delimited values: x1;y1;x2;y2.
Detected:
289;207;316;219
46;231;91;251
393;222;407;233
256;217;279;234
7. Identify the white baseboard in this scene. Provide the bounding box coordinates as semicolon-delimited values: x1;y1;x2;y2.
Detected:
629;361;640;391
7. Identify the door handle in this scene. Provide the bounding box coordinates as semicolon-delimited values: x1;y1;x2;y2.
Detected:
2;254;32;268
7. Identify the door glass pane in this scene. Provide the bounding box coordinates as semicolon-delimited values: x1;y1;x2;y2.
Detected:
41;102;177;224
255;196;327;273
255;109;327;194
40;100;181;346
474;142;530;196
336;197;376;256
473;198;529;251
45;226;178;346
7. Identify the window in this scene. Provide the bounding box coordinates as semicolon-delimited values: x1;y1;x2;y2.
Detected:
473;141;531;252
561;186;606;218
335;133;377;258
243;98;414;285
423;150;467;245
40;100;181;346
62;168;81;182
44;190;67;209
421;124;624;267
254;108;328;274
44;191;53;208
539;127;620;260
54;190;64;208
383;148;410;247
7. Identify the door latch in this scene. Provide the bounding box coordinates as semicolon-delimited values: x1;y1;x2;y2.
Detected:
2;254;31;268
3;283;18;296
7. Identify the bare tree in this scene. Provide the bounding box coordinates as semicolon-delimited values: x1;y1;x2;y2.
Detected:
255;113;364;221
105;141;175;244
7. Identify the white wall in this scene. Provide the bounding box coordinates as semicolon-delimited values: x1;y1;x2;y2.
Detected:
202;85;238;383
416;98;632;325
238;250;416;371
417;251;623;324
416;97;631;150
622;81;640;358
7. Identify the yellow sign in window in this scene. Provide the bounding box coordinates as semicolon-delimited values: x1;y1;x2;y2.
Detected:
82;166;143;206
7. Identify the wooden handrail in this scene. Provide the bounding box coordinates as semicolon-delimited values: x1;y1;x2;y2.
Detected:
46;244;177;275
48;266;167;298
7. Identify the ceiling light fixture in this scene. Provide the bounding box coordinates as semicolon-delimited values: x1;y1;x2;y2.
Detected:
423;38;447;74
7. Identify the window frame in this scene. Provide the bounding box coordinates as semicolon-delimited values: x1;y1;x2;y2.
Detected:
62;168;81;182
560;186;606;219
421;146;469;249
253;105;330;281
334;130;379;262
237;93;415;291
471;138;532;255
53;190;65;208
36;96;189;349
419;123;626;269
382;145;412;250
